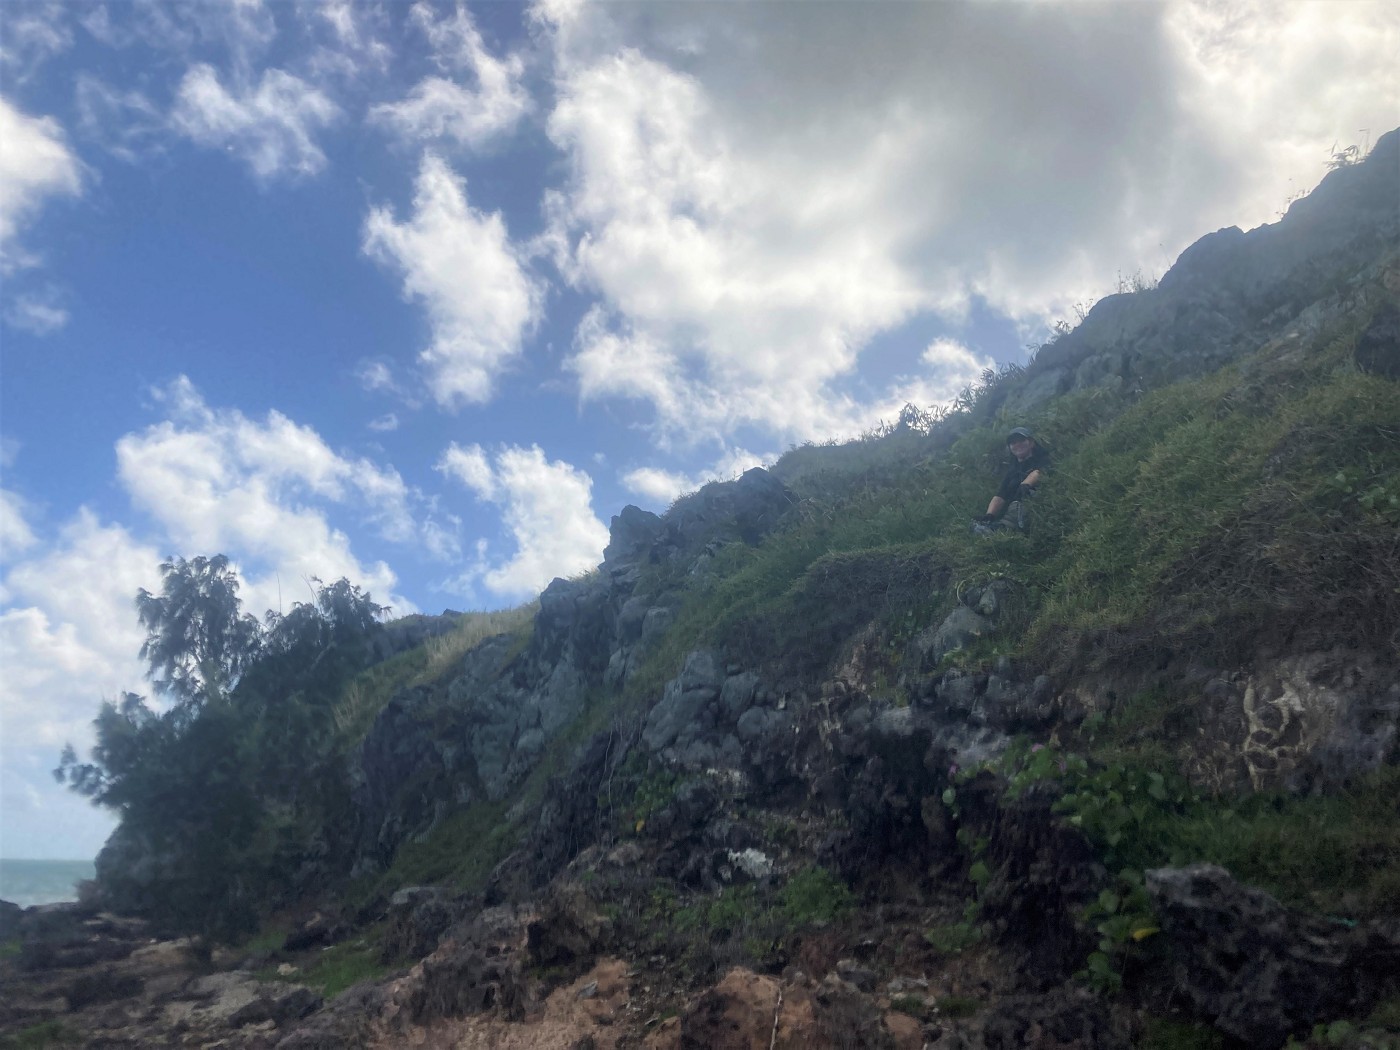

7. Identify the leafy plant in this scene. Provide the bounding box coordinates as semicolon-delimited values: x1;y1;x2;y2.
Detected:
923;920;983;955
1075;869;1159;994
779;867;854;924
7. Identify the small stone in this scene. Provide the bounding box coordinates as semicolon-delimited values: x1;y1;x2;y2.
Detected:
577;980;599;999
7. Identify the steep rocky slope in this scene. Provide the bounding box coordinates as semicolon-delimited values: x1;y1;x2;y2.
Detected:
4;130;1398;1050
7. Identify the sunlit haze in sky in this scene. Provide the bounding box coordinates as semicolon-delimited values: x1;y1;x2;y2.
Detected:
1;0;1396;860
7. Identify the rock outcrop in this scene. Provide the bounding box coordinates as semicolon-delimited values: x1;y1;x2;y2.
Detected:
351;467;794;874
40;128;1400;1050
1005;127;1400;414
1147;864;1400;1045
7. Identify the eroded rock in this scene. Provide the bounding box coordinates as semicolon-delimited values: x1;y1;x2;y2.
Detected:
1146;863;1400;1045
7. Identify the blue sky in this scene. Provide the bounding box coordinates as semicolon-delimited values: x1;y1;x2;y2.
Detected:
1;0;1396;861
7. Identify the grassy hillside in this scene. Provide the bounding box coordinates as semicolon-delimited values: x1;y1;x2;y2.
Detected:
628;295;1398;692
367;269;1398;940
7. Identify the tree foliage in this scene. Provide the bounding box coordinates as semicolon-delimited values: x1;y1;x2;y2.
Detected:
136;555;262;709
57;557;387;943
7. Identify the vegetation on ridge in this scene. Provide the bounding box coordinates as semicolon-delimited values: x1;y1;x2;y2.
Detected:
47;243;1400;1047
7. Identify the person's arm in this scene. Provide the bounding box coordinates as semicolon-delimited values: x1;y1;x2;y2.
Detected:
1020;468;1043;489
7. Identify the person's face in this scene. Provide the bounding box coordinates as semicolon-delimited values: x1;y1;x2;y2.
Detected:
1009;437;1034;461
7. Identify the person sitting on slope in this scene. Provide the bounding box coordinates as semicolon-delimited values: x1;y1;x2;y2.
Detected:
972;427;1049;535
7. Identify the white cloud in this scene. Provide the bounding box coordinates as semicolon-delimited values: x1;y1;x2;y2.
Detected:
363;153;541;407
85;0;272;58
79;2;196;52
541;33;943;444
621;446;769;507
3;290;68;334
355;360;397;393
1;509;159;751
371;3;531;150
171;64;341;180
419;516;462;563
300;0;392;82
372;75;530;150
1162;1;1400;223
368;413;399;433
0;96;82;273
74;76;165;162
535;1;1400;447
0;489;39;559
115;377;420;614
437;442;498;499
436;442;608;599
0;2;73;80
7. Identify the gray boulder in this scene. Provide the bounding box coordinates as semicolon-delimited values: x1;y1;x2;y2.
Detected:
916;606;992;667
1146;863;1400;1046
642;650;722;752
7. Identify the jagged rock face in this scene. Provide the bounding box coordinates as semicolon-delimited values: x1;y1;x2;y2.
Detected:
350;469;794;875
1146;864;1400;1046
1006;128;1400;414
351;588;616;874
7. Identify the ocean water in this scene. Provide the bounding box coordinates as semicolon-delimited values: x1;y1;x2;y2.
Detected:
0;858;96;909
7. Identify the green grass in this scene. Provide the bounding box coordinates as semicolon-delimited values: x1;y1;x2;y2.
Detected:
779;866;854;924
0;1021;78;1049
924;921;983;955
0;937;21;960
261;928;393;999
340;297;1399;951
622;320;1398;711
368;798;515;899
239;922;291;955
1160;767;1400;917
1138;1017;1227;1050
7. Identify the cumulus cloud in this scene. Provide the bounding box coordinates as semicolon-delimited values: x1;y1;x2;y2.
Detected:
621;446;769;507
372;75;529;150
0;508;157;858
535;1;1399;447
363;153;541;407
1;510;156;730
371;3;530;149
0;96;82;272
171;64;341;180
115;376;419;613
1;372;438;855
0;488;39;560
436;442;608;600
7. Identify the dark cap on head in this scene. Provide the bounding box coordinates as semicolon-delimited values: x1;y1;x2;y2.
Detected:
1007;427;1034;444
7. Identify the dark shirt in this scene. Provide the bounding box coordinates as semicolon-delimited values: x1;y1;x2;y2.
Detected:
996;444;1051;502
